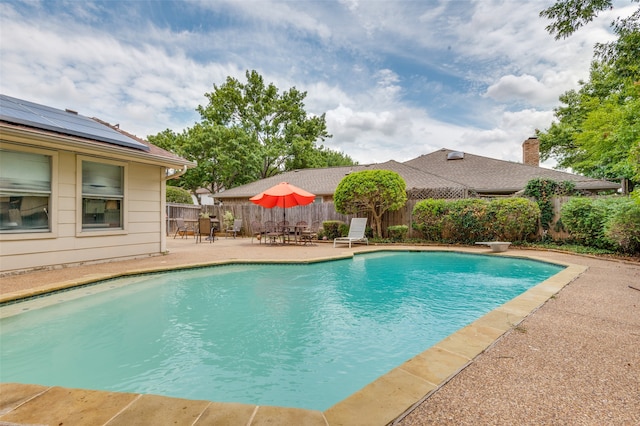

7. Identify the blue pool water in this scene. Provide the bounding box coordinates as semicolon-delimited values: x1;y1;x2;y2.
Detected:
0;251;563;410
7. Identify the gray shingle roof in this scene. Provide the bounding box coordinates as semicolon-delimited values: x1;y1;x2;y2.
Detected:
215;148;620;200
215;160;465;199
404;148;620;193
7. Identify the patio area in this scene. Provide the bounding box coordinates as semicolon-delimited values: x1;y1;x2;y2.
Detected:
1;237;639;425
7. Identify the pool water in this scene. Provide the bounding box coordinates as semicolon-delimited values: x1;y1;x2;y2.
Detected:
0;251;563;410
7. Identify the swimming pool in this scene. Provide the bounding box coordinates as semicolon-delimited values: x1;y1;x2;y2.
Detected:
0;251;563;411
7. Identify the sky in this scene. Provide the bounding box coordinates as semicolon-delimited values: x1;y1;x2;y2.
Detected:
0;0;632;167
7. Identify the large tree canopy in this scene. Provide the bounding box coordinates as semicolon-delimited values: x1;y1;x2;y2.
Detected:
334;170;407;238
538;0;640;189
538;63;639;183
197;70;343;179
149;70;355;201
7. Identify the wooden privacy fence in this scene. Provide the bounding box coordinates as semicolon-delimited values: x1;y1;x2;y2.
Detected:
166;203;202;236
167;197;575;240
167;200;423;238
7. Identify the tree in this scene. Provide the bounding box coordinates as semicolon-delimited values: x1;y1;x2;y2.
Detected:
149;123;261;202
150;70;355;195
538;1;640;189
540;0;639;81
166;186;193;204
538;61;639;187
334;170;407;238
197;70;334;179
285;142;356;170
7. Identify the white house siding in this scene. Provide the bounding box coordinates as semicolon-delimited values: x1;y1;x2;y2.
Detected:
0;145;167;274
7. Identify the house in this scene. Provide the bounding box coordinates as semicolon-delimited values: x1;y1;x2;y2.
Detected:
195;187;215;205
0;94;195;274
403;138;621;197
214;137;619;205
213;160;469;204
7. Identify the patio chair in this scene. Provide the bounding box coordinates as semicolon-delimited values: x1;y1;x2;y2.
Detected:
196;217;214;243
225;219;243;239
174;217;195;239
299;221;319;245
264;220;283;244
334;218;369;248
278;220;291;243
251;221;265;244
294;221;307;244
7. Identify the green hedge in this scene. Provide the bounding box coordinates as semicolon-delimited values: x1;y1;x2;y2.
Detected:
387;225;409;242
441;199;489;243
411;199;447;241
487;198;540;241
605;202;640;254
562;196;639;252
412;197;540;244
322;220;344;240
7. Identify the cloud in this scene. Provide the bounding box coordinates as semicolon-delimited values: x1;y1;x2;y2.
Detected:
0;0;624;168
484;73;570;106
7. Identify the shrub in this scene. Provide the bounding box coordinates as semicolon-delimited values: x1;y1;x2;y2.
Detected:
223;210;234;229
387;225;408;242
365;226;374;239
487;198;540;241
441;199;490;243
605;201;640;254
412;197;541;244
166;186;193;204
322;221;344;240
412;199;448;240
561;197;621;249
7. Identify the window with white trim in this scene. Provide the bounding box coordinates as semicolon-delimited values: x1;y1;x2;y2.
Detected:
0;149;51;233
81;160;123;229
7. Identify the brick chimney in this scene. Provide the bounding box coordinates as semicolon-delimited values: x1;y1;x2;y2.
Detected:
522;136;539;167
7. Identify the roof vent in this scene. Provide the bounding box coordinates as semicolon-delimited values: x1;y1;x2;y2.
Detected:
65;108;78;115
447;151;464;160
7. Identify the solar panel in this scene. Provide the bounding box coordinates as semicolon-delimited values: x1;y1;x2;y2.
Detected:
0;94;149;152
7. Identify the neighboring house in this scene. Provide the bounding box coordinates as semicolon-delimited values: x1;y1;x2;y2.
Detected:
404;138;621;197
214;160;468;204
0;95;194;274
214;137;620;205
195;187;215;205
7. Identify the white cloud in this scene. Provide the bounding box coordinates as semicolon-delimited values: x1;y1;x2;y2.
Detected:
485;74;564;106
0;0;625;167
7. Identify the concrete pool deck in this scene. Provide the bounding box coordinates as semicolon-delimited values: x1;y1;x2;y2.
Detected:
1;237;639;425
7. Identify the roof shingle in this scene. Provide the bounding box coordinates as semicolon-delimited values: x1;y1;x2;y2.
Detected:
215;160;467;199
404;148;620;193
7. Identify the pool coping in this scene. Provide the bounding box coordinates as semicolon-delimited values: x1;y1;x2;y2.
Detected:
0;247;586;426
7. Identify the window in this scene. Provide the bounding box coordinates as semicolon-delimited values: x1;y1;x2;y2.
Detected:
0;149;51;233
81;160;123;229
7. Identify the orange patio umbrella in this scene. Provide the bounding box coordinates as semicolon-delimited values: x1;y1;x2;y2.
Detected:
249;182;315;222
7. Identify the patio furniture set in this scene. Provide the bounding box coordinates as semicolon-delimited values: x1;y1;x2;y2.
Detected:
175;217;370;248
173;217;240;243
251;220;321;245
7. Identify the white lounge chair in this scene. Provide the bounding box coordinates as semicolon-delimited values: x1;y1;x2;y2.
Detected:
334;218;369;248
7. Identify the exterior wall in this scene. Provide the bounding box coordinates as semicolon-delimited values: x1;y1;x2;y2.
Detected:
0;140;166;274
